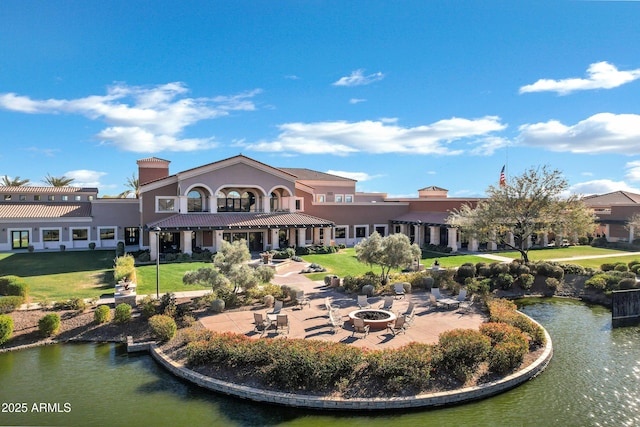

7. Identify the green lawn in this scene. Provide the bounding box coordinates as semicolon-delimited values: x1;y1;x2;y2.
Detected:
135;262;211;295
560;255;640;269
492;246;631;261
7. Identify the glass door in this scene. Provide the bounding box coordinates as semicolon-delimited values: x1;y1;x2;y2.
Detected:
11;230;30;249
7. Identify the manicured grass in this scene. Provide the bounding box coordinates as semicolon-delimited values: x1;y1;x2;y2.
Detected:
561;255;640;269
0;250;116;301
135;261;211;295
492;246;631;261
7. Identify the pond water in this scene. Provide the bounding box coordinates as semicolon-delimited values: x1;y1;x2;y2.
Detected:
1;298;639;427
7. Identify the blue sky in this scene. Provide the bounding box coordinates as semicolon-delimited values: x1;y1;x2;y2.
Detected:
1;1;639;198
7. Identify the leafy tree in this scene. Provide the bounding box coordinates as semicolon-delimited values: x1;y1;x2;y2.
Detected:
625;212;640;241
447;166;596;263
183;267;230;294
2;175;30;186
118;174;139;198
44;174;74;187
355;232;421;284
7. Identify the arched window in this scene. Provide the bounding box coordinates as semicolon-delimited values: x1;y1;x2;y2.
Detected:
270;191;279;211
241;191;255;212
187;190;203;212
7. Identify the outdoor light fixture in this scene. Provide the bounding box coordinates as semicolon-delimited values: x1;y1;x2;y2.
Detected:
153;226;161;299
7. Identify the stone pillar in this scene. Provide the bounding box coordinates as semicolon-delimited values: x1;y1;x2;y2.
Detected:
323;227;331;246
542;233;549;247
414;224;422;245
605;225;610;241
313;228;321;245
262;197;270;213
297;228;306;247
214;231;224;252
447;228;458;253
629;225;634;243
181;231;192;254
429;226;438;245
468;236;479;252
507;232;515;247
488;230;497;251
262;230;269;251
270;228;280;250
526;235;532;249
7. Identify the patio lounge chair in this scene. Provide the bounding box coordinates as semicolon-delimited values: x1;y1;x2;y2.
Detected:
276;314;290;335
329;310;342;334
357;294;370;309
269;300;283;315
399;301;415;324
380;296;394;311
253;312;270;336
352;317;370;338
387;315;407;335
459;295;475;313
457;288;467;303
296;291;311;309
325;297;332;311
431;287;442;300
430;293;445;309
393;283;406;299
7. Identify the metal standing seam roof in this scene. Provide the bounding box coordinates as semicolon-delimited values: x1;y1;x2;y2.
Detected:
0;202;92;218
147;212;335;230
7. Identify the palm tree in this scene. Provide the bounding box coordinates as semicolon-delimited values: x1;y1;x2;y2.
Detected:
118;174;139;198
43;174;75;187
1;175;30;186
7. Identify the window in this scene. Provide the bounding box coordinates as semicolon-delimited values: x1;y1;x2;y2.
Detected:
100;228;115;240
317;194;325;203
335;227;346;239
355;226;367;238
187;190;203;212
335;194;343;203
319;228;324;240
157;198;176;212
345;195;354;203
72;229;88;241
48;195;55;201
395;225;401;233
3;195;11;201
42;229;60;242
19;195;26;201
61;195;68;201
375;226;387;237
88;195;94;201
74;195;81;201
34;195;41;201
295;198;303;211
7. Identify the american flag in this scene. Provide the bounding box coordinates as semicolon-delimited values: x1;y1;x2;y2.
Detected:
499;165;506;187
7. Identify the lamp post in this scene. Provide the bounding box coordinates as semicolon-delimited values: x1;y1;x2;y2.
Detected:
153;226;161;299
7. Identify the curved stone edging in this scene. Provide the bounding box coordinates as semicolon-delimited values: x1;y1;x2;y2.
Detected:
149;313;553;411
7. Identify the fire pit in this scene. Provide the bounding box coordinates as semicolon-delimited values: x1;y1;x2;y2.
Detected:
348;309;396;330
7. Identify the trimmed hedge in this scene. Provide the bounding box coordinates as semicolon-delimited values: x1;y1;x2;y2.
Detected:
94;305;111;324
487;298;546;348
149;315;177;342
0;314;14;345
38;313;61;337
438;329;491;382
0;296;24;313
0;275;29;300
113;303;131;323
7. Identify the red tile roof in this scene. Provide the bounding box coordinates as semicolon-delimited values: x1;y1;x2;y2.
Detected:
0;186;97;193
0;202;92;218
148;212;334;230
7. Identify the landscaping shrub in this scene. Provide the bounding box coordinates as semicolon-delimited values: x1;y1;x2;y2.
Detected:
38;313;61;336
94;305;111;323
618;278;637;290
114;254;136;282
53;297;86;312
89;242;96;250
254;265;275;283
559;263;587;276
210;299;225;313
365;342;442;392
139;295;158;318
137;251;151;262
614;263;628;272
475;262;491;278
342;272;379;294
114;303;131;323
489;340;528;374
487;299;545;348
438;329;491;382
495;273;514;290
455;263;476;283
545;277;560;293
630;264;640;275
628;260;640;270
116;241;125;257
600;263;615;272
0;314;14;345
489;263;509;277
518;273;535;290
245;283;283;301
466;278;491;296
159;292;176;317
272;248;295;259
0;296;24;313
149;314;177;342
585;275;607;291
0;275;29;300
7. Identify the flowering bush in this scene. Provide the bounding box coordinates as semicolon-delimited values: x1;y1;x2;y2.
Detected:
438;329;491;382
480;322;529;373
487;299;546;348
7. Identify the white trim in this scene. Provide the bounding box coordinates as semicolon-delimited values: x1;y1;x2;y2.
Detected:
316;194;326;203
354;224;369;241
98;226;118;247
155;196;178;213
345;194;354;203
334;194;344;203
41;227;62;250
373;224;388;237
294;197;304;212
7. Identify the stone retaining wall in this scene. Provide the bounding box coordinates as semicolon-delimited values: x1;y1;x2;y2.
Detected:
149;314;553;411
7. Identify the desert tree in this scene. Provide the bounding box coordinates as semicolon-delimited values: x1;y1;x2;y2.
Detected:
355;232;421;284
447;166;596;263
2;175;30;186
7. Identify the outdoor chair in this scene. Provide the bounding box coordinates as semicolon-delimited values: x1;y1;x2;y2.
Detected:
276;314;290;335
459;295;475;313
352;317;370;338
430;293;445;310
329;310;343;334
269;300;283;315
399;301;415;324
357;294;370;309
457;288;467;303
253;312;270;336
387;315;407;335
296;291;311;309
431;287;442;301
325;297;333;311
393;283;406;299
380;296;394;311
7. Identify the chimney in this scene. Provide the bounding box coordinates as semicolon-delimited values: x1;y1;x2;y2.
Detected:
137;157;170;185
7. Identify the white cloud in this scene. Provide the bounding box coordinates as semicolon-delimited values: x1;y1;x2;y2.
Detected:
245;116;506;156
349;98;367;104
65;169;107;187
333;69;385;87
325;170;381;182
517;113;640;154
0;83;261;153
25;147;59;157
469;136;510;156
568;179;640;196
519;61;640;95
624;161;640;182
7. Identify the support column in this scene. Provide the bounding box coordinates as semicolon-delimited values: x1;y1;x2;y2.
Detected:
488;230;497;251
507;232;515;247
542;233;549;247
262;230;269;251
262;197;270;213
468;236;479;252
313;228;321;245
447;228;458;253
630;225;634;243
180;231;192;254
429;226;438;245
323;227;331;246
214;231;224;252
297;228;306;247
414;224;422;246
270;228;280;250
